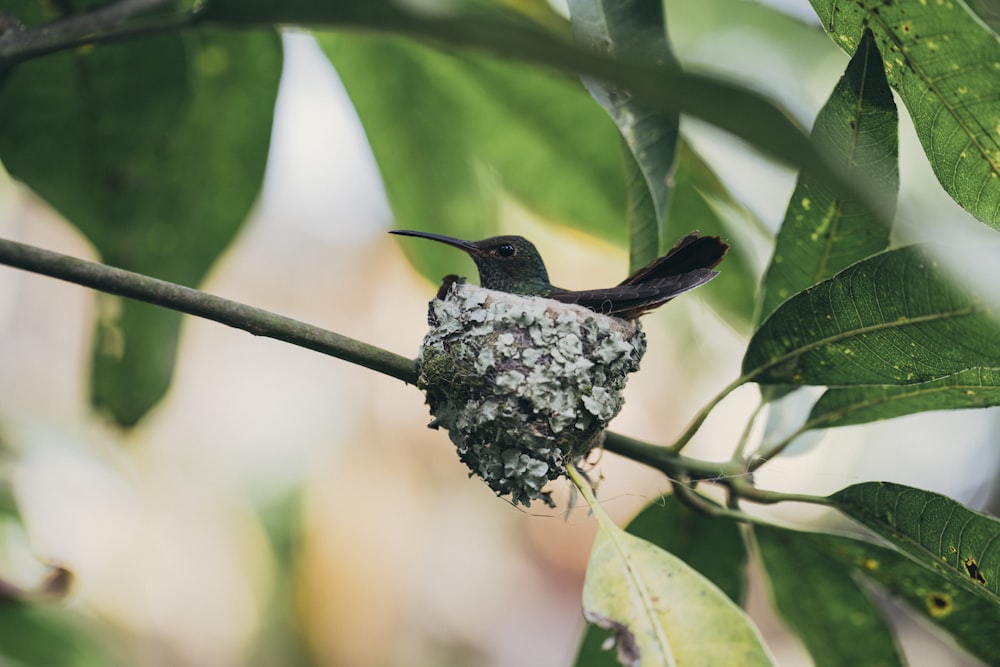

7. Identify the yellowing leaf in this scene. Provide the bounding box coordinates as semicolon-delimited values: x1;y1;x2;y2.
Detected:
569;468;773;667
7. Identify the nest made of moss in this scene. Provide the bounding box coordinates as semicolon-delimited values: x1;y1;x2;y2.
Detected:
417;279;646;507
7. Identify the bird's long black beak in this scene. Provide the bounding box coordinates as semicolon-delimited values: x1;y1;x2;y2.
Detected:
389;230;480;254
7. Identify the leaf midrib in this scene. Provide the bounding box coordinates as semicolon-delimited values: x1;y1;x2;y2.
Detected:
807;370;1000;426
839;0;1000;178
748;305;984;381
603;526;677;667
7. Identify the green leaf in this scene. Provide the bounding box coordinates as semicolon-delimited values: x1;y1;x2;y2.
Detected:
831;482;1000;606
319;32;498;281
320;31;627;281
461;60;626;243
742;245;1000;386
203;1;875;219
667;141;759;329
0;28;281;425
806;366;1000;429
575;495;748;666
620;141;662;273
813;526;1000;665
569;470;773;667
755;525;903;667
247;493;315;667
568;0;680;271
0;600;118;667
758;29;897;324
809;0;1000;227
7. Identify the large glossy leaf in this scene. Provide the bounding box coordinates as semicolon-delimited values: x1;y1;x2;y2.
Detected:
572;477;772;667
813;524;1000;665
743;245;1000;386
809;0;1000;227
831;483;1000;607
757;29;897;324
806;366;1000;428
575;495;748;666
568;0;679;271
755;525;903;667
0;25;281;425
320;32;627;280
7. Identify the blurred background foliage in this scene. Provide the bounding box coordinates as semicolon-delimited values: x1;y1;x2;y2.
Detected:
1;0;999;665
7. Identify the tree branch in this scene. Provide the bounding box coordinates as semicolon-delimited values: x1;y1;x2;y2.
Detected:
0;236;419;385
0;0;192;65
2;236;831;509
603;431;743;481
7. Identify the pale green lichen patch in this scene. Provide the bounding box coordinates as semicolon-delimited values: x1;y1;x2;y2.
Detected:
418;280;646;507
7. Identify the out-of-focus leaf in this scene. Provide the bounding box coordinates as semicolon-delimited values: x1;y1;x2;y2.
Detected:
0;451;18;523
319;32;497;281
0;600;118;666
758;29;897;324
742;245;1000;386
491;0;569;32
203;0;872;218
459;57;625;242
320;31;626;281
573;477;772;667
575;494;748;666
831;483;1000;606
247;493;313;667
620;142;661;274
755;525;903;667
806;366;1000;429
667;141;759;329
809;0;1000;227
568;0;679;271
815;525;1000;665
0;26;281;425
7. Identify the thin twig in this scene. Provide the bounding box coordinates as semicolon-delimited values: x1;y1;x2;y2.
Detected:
664;374;751;454
603;430;830;509
0;236;419;385
732;395;764;462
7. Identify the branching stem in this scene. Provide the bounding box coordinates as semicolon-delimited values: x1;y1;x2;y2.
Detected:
603;430;828;508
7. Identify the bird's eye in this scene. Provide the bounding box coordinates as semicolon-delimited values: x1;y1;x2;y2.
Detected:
496;243;516;258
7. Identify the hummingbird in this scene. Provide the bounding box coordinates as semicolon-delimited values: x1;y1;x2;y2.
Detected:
390;230;728;319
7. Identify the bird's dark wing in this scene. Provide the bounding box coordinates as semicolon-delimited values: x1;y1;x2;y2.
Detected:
547;269;719;317
619;232;729;286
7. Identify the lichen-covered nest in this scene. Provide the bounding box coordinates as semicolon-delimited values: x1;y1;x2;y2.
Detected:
417;279;646;507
